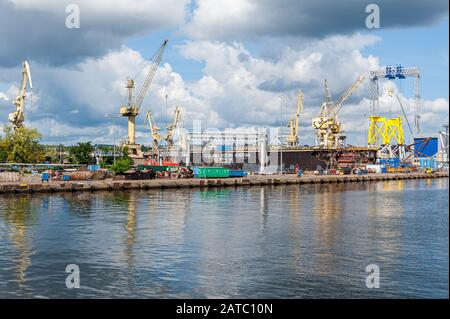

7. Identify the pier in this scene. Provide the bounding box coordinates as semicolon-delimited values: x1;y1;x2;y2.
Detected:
1;171;448;194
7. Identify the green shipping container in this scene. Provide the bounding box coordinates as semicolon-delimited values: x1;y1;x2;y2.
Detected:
197;167;229;178
137;165;170;172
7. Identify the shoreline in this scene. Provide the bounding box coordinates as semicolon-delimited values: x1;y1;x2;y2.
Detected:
0;172;448;194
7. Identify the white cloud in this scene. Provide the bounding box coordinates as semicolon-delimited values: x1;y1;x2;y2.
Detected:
177;35;380;138
0;33;447;146
0;92;9;101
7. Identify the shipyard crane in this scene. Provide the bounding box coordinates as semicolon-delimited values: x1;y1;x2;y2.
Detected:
164;106;182;150
9;61;32;129
119;39;168;157
144;110;163;160
312;75;365;148
286;91;303;147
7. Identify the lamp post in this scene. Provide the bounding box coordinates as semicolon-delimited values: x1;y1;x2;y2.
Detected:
105;113;119;165
279;95;284;175
165;93;168;127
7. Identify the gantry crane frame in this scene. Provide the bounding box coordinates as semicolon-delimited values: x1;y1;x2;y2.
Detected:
369;65;421;133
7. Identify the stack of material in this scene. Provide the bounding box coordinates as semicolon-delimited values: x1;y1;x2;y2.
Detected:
67;171;94;180
0;172;20;182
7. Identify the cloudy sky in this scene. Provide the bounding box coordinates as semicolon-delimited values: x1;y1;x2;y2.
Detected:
0;0;448;146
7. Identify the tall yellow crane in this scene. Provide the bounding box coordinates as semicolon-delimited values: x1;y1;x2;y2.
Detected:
286;91;303;147
164;106;182;151
119;39;168;157
144;110;162;160
312;75;365;148
9;61;32;129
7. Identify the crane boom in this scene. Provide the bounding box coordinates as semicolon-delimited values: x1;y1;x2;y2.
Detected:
332;75;365;117
135;39;168;110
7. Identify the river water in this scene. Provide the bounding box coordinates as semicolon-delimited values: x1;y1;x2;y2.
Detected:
0;179;448;298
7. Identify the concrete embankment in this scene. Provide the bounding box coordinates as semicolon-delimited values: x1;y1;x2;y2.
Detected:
0;172;448;194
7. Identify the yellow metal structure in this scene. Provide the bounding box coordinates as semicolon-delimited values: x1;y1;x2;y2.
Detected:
286;91;303;147
120;39;168;157
385;117;404;145
312;75;365;148
144;110;162;160
368;115;405;145
9;61;32;129
367;116;387;146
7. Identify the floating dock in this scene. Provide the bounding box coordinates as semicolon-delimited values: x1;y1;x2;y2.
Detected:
0;172;447;194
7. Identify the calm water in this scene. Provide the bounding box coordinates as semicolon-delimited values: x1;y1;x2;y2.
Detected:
0;179;448;298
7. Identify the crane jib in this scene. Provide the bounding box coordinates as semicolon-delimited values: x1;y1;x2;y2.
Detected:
135;40;168;110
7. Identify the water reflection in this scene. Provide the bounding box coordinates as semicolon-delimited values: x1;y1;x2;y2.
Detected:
0;195;36;285
259;186;268;230
125;192;137;269
0;178;447;298
312;184;343;276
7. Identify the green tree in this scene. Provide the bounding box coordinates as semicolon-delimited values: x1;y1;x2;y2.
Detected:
0;125;45;163
69;142;95;164
110;158;132;174
110;146;133;174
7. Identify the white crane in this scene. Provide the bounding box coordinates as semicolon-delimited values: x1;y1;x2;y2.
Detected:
286;90;303;147
312;75;365;148
119;39;168;157
9;61;32;129
164;106;182;151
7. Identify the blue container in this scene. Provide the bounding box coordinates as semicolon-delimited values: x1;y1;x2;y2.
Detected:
229;170;247;177
357;169;368;175
297;169;303;177
414;137;438;157
419;157;437;169
42;172;49;181
63;175;70;181
379;158;400;168
88;165;100;171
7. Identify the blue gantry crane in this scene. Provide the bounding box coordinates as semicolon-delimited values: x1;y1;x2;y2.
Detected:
369;65;421;133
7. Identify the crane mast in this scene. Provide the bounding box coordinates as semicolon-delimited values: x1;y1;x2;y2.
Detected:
286;91;303;147
9;61;32;129
120;39;168;157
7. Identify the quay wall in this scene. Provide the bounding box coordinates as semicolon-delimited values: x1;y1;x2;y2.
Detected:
0;172;448;194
